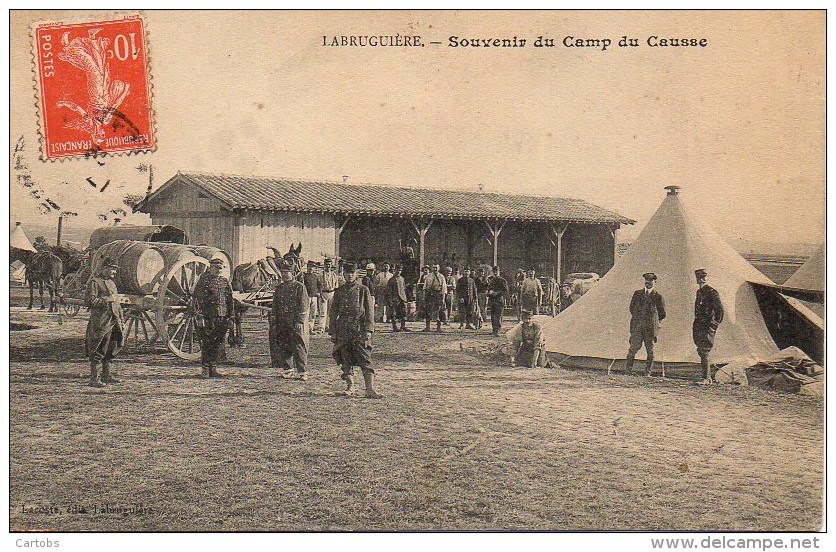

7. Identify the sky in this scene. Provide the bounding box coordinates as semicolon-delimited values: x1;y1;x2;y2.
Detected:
9;10;825;246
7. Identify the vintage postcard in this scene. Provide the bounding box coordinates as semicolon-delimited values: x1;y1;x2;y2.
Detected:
7;9;825;542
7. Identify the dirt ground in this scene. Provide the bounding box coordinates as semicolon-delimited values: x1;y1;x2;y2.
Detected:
9;302;824;531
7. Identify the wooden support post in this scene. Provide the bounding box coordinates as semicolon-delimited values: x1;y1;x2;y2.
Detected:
335;214;351;259
484;219;507;267
551;223;569;284
610;225;619;270
409;217;434;268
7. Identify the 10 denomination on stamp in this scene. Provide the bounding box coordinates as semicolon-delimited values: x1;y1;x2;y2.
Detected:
33;15;155;160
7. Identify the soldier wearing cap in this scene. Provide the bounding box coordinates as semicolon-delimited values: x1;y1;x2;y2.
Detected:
85;258;125;387
486;265;509;336
518;268;544;315
302;260;322;334
474;266;489;328
317;257;340;333
509;309;549;368
693;268;724;385
385;264;409;332
374;262;393;323
443;266;456;324
194;257;234;378
272;258;310;380
456;267;478;330
625;272;667;376
362;263;377;326
329;261;380;398
422;264;447;332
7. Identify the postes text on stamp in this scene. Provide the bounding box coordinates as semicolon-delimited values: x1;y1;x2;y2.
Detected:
33;15;155;160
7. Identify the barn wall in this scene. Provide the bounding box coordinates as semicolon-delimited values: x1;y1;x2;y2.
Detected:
561;224;615;278
144;179;236;263
237;211;336;266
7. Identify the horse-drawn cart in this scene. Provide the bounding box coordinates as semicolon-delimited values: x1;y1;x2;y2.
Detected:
60;225;241;361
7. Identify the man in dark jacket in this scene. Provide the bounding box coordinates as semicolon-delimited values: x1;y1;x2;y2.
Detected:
330;261;380;398
85;258;124;387
486;266;509;336
385;265;409;332
272;258;310;380
693;268;724;385
456;267;478;330
194;257;234;378
626;272;667;376
302;260;321;334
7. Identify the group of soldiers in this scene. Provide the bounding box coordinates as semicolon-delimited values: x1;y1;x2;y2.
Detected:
82;252;725;394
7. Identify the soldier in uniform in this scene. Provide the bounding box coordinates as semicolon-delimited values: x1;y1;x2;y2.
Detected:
625;272;667;376
693;268;724;385
486;266;509;336
194;257;234;378
317;257;340;333
272;258;310;380
456;267;478;330
385;264;409;332
518;268;544;314
329;261;380;398
474;266;489;328
443;266;456;324
85;258;124;387
422;264;447;332
509;310;549;368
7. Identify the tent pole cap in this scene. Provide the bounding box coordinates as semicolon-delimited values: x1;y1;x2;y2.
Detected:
664;185;681;195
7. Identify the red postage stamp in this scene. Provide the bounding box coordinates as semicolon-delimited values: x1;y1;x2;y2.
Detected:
33;15;155;160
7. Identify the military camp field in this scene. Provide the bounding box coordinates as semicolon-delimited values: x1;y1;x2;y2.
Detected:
9;307;823;531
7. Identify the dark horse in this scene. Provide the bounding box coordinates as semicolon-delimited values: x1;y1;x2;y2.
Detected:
228;243;305;348
11;248;64;312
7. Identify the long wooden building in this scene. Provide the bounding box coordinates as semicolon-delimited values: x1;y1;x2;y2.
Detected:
135;172;634;281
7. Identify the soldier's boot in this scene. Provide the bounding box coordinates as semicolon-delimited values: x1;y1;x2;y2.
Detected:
363;372;383;399
208;366;223;378
340;373;355;396
436;321;442;333
100;362;120;384
644;357;654;377
422;321;431;332
400;320;410;332
88;362;104;388
200;365;211;379
391;319;400;332
625;355;635;375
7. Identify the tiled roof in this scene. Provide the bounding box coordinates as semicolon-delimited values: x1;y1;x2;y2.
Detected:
139;172;634;225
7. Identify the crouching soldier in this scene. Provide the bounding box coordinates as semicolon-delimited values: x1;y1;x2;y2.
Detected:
272;258;310;380
194;258;234;378
329;261;381;398
85;258;124;387
509;310;549;368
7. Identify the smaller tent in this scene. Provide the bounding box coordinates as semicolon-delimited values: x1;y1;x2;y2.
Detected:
10;222;37;252
784;244;824;292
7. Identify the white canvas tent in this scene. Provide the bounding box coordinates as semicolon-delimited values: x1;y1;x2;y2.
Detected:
10;222;37;252
538;187;779;366
783;244;824;292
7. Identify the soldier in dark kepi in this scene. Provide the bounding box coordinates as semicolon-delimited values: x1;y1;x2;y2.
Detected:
193;257;234;378
329;261;380;398
625;272;666;376
693;268;724;385
85;258;124;387
272;258;310;380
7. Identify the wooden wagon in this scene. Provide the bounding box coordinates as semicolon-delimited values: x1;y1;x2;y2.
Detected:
60;225;243;361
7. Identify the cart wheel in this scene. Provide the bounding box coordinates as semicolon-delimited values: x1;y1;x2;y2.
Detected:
123;305;158;350
60;271;85;317
156;257;210;361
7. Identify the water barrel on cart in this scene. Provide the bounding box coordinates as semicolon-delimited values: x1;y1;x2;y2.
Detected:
190;245;232;280
91;240;166;295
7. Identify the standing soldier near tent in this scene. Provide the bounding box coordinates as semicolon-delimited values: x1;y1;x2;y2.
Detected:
85;258;124;387
486;266;509;336
329;261;381;398
193;257;234;378
272;258;310;380
625;272;666;376
518;268;544;315
693;268;724;385
422;264;447;332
